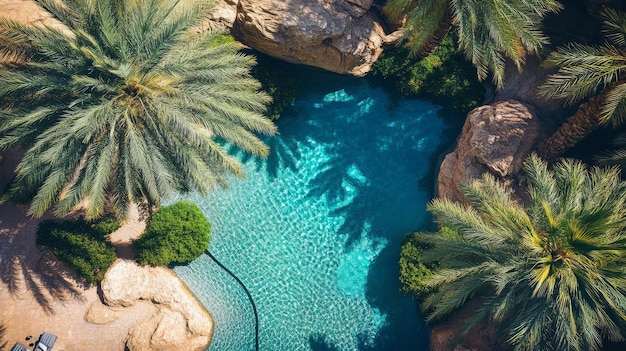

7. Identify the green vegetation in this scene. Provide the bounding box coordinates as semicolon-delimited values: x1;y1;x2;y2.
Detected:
399;226;462;301
251;54;298;120
134;201;210;266
372;34;484;112
539;8;626;160
36;217;120;285
0;0;275;220
399;233;433;301
383;0;561;87
405;155;626;351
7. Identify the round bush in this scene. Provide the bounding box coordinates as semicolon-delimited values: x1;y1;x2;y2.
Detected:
134;201;211;266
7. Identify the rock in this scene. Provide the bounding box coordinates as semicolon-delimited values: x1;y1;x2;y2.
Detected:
495;56;568;120
125;310;210;351
437;100;543;204
84;301;122;324
101;260;213;351
207;0;238;30
231;0;397;76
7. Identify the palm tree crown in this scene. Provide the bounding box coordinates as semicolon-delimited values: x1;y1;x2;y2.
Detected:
418;154;626;351
0;0;275;219
540;8;626;127
384;0;562;87
537;8;626;159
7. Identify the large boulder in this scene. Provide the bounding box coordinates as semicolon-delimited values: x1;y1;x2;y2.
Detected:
437;100;543;204
101;260;213;351
231;0;398;76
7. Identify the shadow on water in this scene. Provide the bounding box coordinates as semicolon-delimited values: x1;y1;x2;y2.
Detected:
268;70;446;350
218;59;464;350
309;334;341;351
309;333;379;351
284;73;445;243
227;129;304;180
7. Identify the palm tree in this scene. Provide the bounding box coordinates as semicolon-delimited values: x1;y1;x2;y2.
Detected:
416;154;626;351
0;0;275;220
598;131;626;169
383;0;562;88
538;8;626;160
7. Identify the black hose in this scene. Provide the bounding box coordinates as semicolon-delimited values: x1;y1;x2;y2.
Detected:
205;250;260;351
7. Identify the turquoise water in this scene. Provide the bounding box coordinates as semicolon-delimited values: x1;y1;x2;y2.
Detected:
174;73;450;351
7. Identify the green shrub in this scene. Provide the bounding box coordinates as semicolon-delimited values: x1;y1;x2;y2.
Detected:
36;217;120;285
399;232;434;301
372;34;485;113
251;54;298;120
134;201;210;266
399;227;458;301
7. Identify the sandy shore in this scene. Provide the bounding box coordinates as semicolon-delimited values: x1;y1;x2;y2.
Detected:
0;151;157;351
0;3;215;350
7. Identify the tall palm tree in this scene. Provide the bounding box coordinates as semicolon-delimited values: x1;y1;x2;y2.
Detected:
383;0;562;88
538;7;626;160
0;0;275;220
416;154;626;351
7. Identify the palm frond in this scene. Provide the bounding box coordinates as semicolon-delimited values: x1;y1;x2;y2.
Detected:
540;44;626;105
0;0;275;219
410;155;626;351
602;7;626;47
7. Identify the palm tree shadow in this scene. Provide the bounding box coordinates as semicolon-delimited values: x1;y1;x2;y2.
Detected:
0;323;7;351
287;79;444;350
0;151;87;315
309;332;377;351
225;133;304;181
297;81;446;246
309;334;341;351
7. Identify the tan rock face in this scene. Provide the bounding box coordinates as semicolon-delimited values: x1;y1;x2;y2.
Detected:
101;260;213;351
437;100;542;204
231;0;395;76
1;0;398;76
204;0;238;30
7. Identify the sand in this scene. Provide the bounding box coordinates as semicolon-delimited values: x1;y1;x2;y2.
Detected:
0;150;156;351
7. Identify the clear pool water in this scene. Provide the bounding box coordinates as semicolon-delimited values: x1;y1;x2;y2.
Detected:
174;73;450;351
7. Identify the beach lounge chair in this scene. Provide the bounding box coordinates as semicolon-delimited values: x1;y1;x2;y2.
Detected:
10;342;28;351
34;332;57;351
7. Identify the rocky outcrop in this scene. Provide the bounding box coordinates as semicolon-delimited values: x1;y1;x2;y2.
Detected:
231;0;398;76
437;100;544;204
1;0;399;76
100;260;213;351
